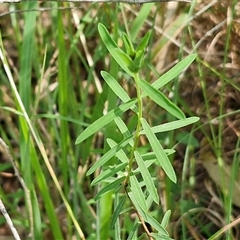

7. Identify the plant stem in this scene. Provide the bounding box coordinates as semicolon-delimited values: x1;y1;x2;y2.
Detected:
125;73;142;185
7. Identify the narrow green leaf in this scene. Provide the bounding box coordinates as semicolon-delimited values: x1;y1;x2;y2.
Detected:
128;192;168;236
139;79;185;119
141;118;176;183
87;137;132;176
0;163;11;172
36;113;89;126
75;99;137;144
107;138;129;163
140;150;175;162
143;213;169;237
146;194;154;210
111;196;127;229
98;23;133;76
115;48;133;68
131;49;145;72
133;160;156;174
139;152;157;161
152;54;196;89
136;31;151;53
91;162;128;186
134;151;159;204
151;233;174;240
130;175;147;212
130;3;154;41
94;177;124;201
141;117;199;134
114;117;134;145
101;71;131;103
164;149;175;155
122;33;135;57
161;210;171;228
1;107;24;116
126;222;139;240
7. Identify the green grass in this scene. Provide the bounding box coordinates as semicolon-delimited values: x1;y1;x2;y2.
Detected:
0;1;240;240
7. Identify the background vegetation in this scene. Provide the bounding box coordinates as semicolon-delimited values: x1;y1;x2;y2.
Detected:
0;0;240;239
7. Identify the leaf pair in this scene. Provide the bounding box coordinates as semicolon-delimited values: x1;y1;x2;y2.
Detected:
98;23;151;75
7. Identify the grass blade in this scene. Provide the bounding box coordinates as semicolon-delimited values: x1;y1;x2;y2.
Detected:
57;5;73;189
126;222;139;240
130;3;154;41
0;34;84;240
111;196;127;229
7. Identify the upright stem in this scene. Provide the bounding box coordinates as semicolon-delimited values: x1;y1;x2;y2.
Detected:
125;73;142;185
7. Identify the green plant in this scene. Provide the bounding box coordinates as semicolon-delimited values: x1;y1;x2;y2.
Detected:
75;22;198;239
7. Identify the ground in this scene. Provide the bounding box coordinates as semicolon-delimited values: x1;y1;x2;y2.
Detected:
0;1;240;239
